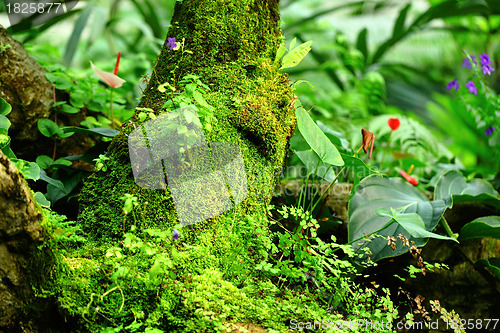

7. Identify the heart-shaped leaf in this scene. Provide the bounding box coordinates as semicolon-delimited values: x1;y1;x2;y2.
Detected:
348;175;451;262
38;118;62;138
36;155;54;169
435;170;500;209
459;216;500;241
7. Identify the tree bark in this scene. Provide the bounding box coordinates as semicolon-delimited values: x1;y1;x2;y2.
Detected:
0;25;92;162
0;150;58;332
78;0;296;238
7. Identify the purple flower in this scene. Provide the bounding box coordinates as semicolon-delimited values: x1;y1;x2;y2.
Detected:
477;53;495;75
482;64;495;75
167;37;177;50
484;126;495;136
173;229;179;241
465;80;478;95
479;53;492;66
446;78;460;91
462;56;477;69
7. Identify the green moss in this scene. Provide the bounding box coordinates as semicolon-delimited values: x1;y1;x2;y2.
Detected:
78;0;295;239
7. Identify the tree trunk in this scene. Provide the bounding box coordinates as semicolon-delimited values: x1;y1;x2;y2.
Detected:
78;0;296;237
0;150;58;332
0;25;93;162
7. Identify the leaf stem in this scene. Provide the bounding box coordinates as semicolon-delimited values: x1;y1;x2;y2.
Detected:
110;88;114;129
440;216;455;239
381;131;392;166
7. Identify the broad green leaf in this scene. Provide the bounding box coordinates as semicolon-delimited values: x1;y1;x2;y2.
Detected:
36;155;54;169
475;258;500;280
0;115;11;131
45;72;73;90
348;175;451;262
289;130;335;182
0;97;12;115
61;104;80;114
60;126;119;138
192;91;212;109
11;159;40;180
459;216;500;241
45;169;81;203
34;192;51;208
53;158;73;167
340;153;374;200
1;144;16;159
435;170;500;209
377;208;458;243
52;101;66;107
295;106;343;167
22;161;41;180
138;112;148;122
39;169;65;191
289;37;297;50
184;109;195;124
281;40;312;70
38;118;61;137
275;43;287;63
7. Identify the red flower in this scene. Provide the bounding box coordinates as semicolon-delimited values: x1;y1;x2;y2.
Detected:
399;170;418;186
388;118;400;131
114;51;121;75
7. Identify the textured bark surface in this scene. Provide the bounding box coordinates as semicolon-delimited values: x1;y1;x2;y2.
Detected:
0;150;49;330
0;25;92;162
78;0;296;238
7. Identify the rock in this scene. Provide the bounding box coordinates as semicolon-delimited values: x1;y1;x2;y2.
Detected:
0;150;57;331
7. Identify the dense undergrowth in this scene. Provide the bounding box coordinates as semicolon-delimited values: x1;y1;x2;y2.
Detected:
1;0;500;332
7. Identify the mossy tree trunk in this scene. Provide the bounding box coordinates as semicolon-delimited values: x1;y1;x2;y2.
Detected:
78;0;296;238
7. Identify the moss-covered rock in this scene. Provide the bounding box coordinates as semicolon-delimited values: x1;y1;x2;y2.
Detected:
0;151;62;331
78;0;296;239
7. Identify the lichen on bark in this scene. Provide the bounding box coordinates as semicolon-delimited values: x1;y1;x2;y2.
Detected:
78;0;296;238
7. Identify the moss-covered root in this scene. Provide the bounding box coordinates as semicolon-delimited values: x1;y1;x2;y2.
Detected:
78;0;296;239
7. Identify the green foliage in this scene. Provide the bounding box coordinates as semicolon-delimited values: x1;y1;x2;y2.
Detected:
348;175;452;262
4;0;500;330
159;74;215;133
93;154;111;172
475;258;500;280
435;170;500;209
295;103;344;167
44;208;86;251
275;37;312;70
458;216;500;241
369;114;452;166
